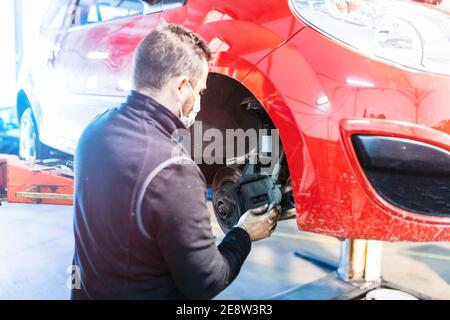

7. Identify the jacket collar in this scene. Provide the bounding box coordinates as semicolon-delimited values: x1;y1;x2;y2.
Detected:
125;90;187;136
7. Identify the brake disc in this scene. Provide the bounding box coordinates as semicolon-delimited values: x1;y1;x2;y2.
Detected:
212;166;243;233
212;165;285;233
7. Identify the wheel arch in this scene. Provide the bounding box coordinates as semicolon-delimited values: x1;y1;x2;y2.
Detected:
199;68;310;204
201;48;324;218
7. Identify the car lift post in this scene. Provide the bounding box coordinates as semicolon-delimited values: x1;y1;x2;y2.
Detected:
337;239;383;283
271;239;431;300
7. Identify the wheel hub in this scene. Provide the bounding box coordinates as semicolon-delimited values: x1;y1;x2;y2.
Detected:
215;183;239;218
212;167;243;231
19;115;36;162
212;166;284;233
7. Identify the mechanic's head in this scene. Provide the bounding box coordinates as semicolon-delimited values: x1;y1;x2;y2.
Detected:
132;22;211;127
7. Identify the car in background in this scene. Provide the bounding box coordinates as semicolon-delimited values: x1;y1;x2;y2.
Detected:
16;0;450;241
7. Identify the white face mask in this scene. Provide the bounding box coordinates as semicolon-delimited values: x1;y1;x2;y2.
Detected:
177;81;201;128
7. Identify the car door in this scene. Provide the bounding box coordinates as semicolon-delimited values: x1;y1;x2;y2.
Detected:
25;0;74;151
50;0;163;154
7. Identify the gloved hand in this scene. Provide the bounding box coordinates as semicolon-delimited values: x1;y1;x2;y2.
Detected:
236;203;281;242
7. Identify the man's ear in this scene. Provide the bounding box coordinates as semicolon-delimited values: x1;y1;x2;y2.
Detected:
174;76;189;100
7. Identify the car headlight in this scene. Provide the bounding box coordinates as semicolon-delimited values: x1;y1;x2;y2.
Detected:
289;0;450;75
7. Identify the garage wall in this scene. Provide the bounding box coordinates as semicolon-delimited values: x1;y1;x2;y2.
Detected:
19;0;53;54
0;0;53;108
0;0;16;107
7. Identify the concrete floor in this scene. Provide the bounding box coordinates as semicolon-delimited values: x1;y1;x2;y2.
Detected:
0;202;449;299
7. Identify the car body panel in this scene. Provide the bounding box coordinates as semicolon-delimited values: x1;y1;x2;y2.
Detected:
162;0;306;80
17;0;450;241
55;15;161;153
242;26;450;241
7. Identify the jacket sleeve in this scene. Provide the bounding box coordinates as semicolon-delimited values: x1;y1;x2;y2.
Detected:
140;161;251;299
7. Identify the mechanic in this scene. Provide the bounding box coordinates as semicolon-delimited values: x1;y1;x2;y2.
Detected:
71;23;280;300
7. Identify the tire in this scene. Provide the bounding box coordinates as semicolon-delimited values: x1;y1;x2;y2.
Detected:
19;108;49;162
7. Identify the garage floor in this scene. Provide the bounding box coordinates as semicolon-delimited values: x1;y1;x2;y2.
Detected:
0;202;449;300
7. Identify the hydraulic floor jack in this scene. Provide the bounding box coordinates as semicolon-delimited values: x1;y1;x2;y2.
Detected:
0;155;74;205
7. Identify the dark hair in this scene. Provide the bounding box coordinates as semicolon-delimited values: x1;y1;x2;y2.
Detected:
132;22;211;93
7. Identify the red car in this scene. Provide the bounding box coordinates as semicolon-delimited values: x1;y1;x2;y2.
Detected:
16;0;450;241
